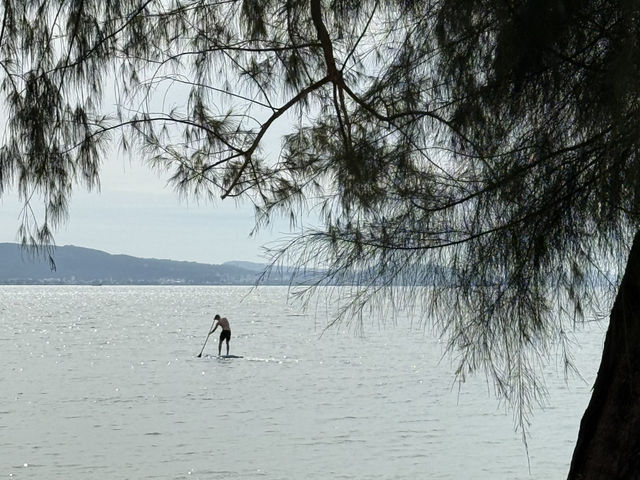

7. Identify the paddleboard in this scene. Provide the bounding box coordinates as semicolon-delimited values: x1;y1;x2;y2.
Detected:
218;354;243;359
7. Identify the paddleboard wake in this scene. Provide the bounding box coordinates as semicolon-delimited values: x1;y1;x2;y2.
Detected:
199;354;243;359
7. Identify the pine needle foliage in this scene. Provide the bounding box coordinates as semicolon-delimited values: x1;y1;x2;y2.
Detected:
1;0;638;431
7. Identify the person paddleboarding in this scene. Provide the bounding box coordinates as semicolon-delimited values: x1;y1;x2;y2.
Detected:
210;314;231;356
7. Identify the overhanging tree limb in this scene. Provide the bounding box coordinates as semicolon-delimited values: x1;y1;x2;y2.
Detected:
220;74;331;198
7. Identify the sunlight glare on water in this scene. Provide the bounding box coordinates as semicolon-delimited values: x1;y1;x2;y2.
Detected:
1;286;605;479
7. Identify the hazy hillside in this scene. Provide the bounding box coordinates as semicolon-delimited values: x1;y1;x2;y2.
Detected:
0;243;452;286
0;243;291;285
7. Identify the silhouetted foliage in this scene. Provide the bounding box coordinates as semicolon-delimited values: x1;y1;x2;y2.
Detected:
2;1;640;475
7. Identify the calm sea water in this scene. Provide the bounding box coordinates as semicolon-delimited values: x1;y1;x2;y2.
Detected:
1;286;605;479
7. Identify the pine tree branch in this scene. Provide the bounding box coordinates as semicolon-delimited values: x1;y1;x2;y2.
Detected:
220;74;331;199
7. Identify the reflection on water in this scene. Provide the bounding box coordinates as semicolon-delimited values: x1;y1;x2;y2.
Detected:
1;286;605;479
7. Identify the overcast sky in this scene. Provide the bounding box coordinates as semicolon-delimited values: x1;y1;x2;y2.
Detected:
0;155;299;265
0;57;320;266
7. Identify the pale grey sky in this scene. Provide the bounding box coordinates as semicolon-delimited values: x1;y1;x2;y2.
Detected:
0;156;298;265
0;52;320;265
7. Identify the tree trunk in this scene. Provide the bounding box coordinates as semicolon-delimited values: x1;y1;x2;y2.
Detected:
568;230;640;479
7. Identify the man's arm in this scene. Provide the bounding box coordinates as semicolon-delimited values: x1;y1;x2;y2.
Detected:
210;321;219;334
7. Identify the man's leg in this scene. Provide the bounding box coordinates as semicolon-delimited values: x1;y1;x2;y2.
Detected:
225;338;230;355
218;337;222;356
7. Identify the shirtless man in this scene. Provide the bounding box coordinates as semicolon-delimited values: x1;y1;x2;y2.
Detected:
210;314;231;356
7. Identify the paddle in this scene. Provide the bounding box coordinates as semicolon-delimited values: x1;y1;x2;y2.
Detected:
196;317;217;358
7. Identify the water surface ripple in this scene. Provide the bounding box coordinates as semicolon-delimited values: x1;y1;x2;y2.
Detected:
1;286;604;479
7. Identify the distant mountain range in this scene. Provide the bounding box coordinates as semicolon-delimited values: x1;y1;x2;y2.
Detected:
0;243;317;285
